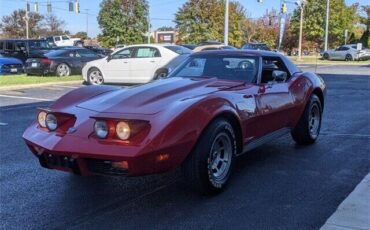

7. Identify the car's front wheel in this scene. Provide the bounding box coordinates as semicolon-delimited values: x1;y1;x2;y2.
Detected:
291;94;322;145
323;53;329;60
183;119;236;195
56;63;71;77
87;68;104;85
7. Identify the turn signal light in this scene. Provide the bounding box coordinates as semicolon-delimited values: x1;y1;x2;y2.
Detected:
112;161;128;169
156;153;169;162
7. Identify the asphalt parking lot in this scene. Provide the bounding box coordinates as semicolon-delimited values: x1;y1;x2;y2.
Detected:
0;65;369;229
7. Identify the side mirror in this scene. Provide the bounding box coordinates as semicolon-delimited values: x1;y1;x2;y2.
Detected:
106;53;112;62
272;70;287;82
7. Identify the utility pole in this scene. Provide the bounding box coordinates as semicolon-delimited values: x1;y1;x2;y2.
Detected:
297;1;304;61
324;0;330;51
85;9;89;39
224;0;229;45
25;0;29;39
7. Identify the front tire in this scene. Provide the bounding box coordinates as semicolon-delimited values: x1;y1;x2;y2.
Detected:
291;94;322;145
56;63;71;77
323;53;329;60
87;68;104;85
182;119;236;195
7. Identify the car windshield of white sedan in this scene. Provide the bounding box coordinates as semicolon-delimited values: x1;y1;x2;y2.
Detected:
169;56;259;82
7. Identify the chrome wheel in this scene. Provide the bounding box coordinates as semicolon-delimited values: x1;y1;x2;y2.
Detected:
208;133;232;184
56;64;70;77
308;103;321;138
89;70;104;85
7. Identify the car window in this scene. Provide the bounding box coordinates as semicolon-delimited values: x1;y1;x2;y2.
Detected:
164;45;192;55
62;36;69;40
28;40;51;49
202;47;219;51
76;49;97;57
111;47;134;59
15;41;26;51
54;37;61;42
5;41;15;50
0;41;4;50
261;56;290;83
135;47;160;58
169;56;259;83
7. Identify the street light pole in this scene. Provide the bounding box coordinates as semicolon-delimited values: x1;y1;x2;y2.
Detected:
224;0;229;45
324;0;330;51
297;2;304;61
25;0;29;39
85;9;89;39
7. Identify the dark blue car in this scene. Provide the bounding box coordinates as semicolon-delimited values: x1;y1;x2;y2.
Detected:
0;56;24;75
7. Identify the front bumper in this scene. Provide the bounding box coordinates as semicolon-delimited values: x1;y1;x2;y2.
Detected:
23;121;191;177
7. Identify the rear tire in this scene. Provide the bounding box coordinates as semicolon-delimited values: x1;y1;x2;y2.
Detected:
291;94;322;145
182;119;236;195
323;53;329;60
345;54;352;61
87;68;104;85
56;63;71;77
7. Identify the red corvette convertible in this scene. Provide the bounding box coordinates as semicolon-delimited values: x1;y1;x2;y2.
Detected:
23;50;326;194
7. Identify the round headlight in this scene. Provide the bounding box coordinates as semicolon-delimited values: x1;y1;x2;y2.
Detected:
45;113;58;131
116;121;130;140
94;121;108;139
37;111;47;128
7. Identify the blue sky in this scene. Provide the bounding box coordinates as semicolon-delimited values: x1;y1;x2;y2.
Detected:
0;0;367;38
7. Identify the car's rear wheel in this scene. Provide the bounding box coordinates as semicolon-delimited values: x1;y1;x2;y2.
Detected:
323;53;329;60
345;54;353;61
291;94;322;145
182;119;236;195
87;68;104;85
56;63;71;77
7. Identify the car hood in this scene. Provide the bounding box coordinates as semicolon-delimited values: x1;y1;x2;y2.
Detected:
77;77;244;115
0;58;23;65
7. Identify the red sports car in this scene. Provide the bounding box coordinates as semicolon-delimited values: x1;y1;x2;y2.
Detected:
23;50;326;194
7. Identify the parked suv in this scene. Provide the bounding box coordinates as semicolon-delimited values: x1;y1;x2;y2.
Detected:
0;39;56;63
45;35;83;47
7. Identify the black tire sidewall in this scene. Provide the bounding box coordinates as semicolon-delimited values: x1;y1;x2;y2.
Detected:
184;119;237;194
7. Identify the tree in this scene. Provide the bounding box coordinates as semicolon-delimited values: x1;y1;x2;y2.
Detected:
290;0;358;49
73;31;88;40
157;26;174;31
358;5;370;47
174;0;246;47
0;10;43;38
42;14;65;36
97;0;149;47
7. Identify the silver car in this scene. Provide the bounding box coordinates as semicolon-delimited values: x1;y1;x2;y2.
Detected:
322;44;370;61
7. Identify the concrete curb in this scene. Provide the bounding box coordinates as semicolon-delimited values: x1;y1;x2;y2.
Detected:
0;80;83;91
320;173;370;230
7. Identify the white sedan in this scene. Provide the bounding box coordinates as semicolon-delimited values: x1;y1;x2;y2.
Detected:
82;44;191;85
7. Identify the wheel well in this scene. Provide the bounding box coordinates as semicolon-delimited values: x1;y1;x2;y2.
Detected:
212;112;243;155
312;88;324;110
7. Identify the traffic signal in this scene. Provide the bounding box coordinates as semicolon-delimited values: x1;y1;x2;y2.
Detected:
69;2;74;12
281;3;288;13
75;2;80;14
47;3;52;13
34;2;39;12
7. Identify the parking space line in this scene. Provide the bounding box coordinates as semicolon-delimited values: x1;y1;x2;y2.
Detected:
0;122;8;126
0;94;52;101
321;132;370;138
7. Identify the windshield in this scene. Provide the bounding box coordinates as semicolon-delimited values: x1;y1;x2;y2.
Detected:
164;45;192;55
169;55;259;83
29;40;52;49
